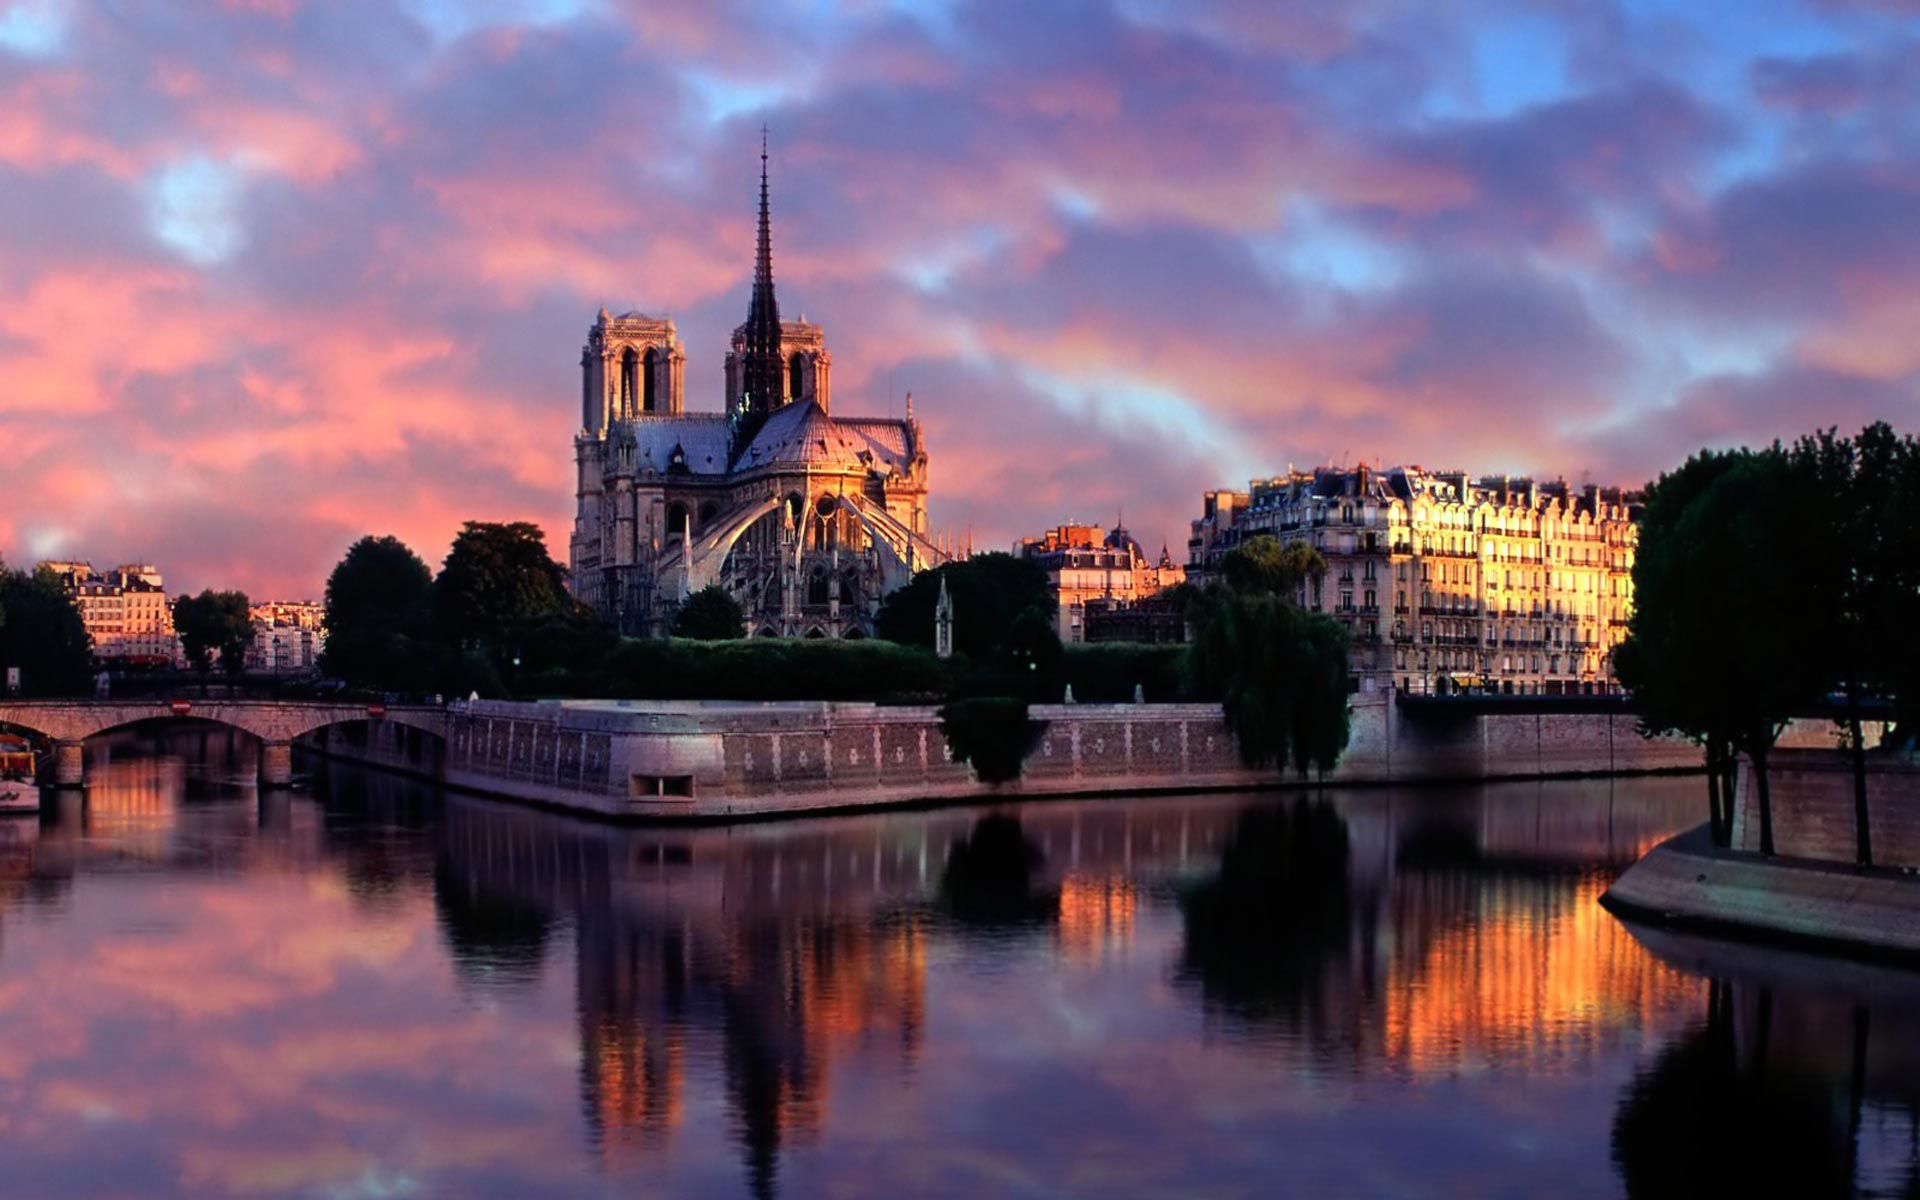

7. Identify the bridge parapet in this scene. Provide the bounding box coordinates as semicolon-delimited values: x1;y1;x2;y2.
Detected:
0;699;447;786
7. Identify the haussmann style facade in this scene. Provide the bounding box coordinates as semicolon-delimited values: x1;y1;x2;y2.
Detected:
1187;466;1639;697
1012;522;1185;644
569;149;945;637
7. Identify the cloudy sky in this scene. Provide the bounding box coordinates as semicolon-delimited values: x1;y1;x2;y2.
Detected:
1;0;1916;597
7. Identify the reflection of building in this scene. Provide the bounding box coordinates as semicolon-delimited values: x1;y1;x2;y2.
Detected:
40;561;179;666
1013;523;1184;643
1379;872;1692;1075
1055;874;1137;961
568;146;945;638
429;799;929;1195
1176;781;1705;1077
1186;466;1639;696
247;601;326;674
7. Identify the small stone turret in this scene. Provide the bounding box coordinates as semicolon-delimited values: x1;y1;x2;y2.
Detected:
934;575;954;659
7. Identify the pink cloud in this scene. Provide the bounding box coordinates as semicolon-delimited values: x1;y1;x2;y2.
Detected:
0;0;1915;598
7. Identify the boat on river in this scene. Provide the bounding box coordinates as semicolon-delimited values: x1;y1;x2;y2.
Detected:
0;735;39;814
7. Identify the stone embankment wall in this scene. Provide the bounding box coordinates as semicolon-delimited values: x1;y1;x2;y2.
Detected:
1730;736;1920;869
304;719;444;780
299;695;1703;820
1603;827;1920;958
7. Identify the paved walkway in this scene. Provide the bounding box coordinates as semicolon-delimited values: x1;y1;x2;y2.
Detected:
1603;825;1920;961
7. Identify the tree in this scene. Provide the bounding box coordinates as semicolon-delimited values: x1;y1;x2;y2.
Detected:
1185;590;1351;774
938;697;1044;784
434;521;569;673
672;585;746;640
321;535;437;690
0;565;92;697
1291;613;1353;776
1616;449;1749;845
1178;533;1348;776
1786;424;1920;865
1220;535;1327;597
1846;425;1920;740
1004;605;1065;700
173;590;254;680
1617;447;1835;855
875;553;1056;664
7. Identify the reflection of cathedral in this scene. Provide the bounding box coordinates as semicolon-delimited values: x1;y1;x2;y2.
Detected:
568;143;947;637
429;798;929;1197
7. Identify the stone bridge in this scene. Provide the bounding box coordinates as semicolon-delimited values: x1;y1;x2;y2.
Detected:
0;699;447;787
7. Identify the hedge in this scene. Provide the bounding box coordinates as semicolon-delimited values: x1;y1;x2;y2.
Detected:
1060;643;1193;703
569;637;951;703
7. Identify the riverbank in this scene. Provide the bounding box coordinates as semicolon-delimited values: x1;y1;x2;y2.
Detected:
302;693;1708;821
1601;825;1920;962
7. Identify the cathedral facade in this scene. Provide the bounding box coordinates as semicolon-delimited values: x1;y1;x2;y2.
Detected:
569;148;944;637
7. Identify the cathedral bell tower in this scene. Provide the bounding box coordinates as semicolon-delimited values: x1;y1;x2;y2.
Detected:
581;310;684;435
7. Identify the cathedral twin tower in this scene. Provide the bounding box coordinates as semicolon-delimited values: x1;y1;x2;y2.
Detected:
568;143;944;638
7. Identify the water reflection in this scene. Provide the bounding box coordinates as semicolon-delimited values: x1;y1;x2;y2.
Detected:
424;783;933;1199
5;727;1896;1198
1614;924;1920;1199
940;813;1057;928
1178;798;1353;1032
1175;788;1702;1078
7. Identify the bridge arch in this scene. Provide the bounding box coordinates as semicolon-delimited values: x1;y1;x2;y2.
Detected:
0;701;447;788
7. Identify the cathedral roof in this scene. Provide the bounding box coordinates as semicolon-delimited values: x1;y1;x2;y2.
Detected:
606;404;914;477
735;399;913;474
609;414;732;474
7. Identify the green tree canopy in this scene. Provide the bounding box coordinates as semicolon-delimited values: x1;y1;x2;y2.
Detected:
0;565;92;697
1779;424;1920;864
1616;450;1747;745
876;553;1058;667
173;590;254;678
1853;424;1920;738
1788;424;1920;734
672;585;746;640
434;521;569;665
321;535;437;689
939;697;1044;784
1220;535;1328;597
1616;445;1837;854
1186;591;1351;775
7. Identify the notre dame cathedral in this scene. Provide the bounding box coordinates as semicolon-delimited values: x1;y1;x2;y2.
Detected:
568;144;946;637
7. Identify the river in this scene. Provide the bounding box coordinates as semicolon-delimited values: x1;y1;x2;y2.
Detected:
0;726;1913;1199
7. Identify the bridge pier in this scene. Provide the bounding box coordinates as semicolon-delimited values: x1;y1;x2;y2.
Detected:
52;740;85;788
258;740;293;788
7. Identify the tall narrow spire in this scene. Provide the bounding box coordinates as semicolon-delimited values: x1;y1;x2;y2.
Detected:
753;126;776;317
735;127;786;456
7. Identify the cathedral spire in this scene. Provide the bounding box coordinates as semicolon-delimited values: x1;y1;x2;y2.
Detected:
735;128;786;456
752;126;777;325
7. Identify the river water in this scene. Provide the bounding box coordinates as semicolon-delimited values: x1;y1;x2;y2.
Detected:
0;726;1915;1199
